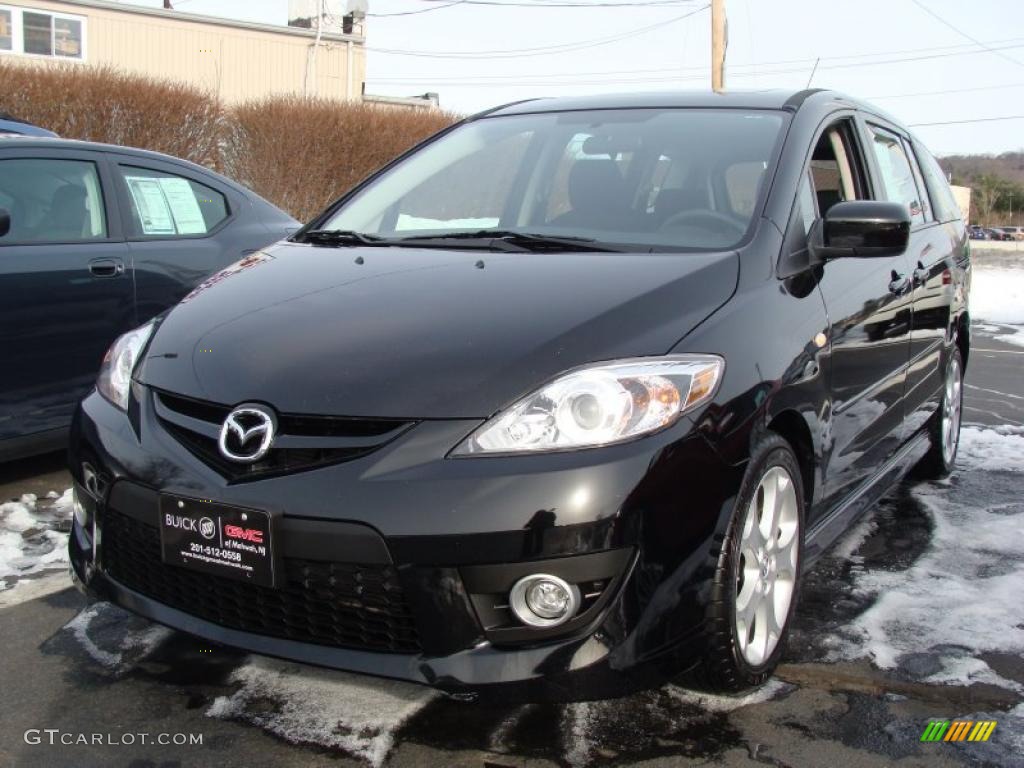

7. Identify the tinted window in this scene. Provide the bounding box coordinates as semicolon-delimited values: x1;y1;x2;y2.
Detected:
914;144;962;223
326;109;787;251
117;166;228;236
0;158;107;242
869;125;926;226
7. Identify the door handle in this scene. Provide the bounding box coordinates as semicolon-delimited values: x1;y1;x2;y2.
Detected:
88;258;125;278
888;270;911;296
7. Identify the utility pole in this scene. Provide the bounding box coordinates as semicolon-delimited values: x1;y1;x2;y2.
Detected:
711;0;727;93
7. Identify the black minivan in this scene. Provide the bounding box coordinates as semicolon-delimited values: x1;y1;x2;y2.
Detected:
68;90;969;700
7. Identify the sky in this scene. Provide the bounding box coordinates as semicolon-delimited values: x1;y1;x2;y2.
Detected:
123;0;1024;156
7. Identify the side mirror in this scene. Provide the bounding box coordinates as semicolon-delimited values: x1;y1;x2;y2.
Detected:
0;207;9;238
811;200;910;260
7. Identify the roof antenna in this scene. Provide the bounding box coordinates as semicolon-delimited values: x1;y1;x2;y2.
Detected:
806;57;820;88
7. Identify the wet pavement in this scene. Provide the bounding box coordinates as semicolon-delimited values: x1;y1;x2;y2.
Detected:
0;324;1021;768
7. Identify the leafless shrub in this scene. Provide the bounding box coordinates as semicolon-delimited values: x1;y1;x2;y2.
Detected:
0;60;223;167
222;96;458;221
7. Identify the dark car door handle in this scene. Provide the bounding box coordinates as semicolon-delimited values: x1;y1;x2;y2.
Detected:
888;270;911;296
88;258;125;278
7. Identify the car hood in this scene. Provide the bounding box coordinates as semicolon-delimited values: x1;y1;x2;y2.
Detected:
138;242;738;418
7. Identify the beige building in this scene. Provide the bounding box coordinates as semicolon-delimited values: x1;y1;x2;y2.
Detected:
0;0;434;106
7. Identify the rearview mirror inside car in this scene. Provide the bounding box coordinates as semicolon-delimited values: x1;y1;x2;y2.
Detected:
811;200;911;260
0;207;9;238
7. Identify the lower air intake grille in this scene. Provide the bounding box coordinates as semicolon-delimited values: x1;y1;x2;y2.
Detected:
101;508;421;654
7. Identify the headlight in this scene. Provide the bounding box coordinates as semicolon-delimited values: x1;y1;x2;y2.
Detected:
96;321;155;410
453;355;723;455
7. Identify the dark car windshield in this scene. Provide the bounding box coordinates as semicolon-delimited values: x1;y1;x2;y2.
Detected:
321;108;786;251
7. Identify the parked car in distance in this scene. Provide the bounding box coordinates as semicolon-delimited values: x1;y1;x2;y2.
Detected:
0;138;299;461
0;113;58;138
69;90;970;700
967;224;989;240
996;225;1024;241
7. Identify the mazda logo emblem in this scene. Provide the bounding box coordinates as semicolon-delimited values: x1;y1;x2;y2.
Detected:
218;404;276;463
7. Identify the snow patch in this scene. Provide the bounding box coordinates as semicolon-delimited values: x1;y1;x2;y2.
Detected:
971;265;1024;325
206;656;436;766
63;602;173;673
825;429;1024;690
0;487;74;597
957;425;1024;473
666;678;791;713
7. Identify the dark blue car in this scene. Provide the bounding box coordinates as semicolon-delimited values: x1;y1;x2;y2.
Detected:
0;138;298;460
0;113;58;138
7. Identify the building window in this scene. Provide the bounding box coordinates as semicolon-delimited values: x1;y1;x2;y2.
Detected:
54;17;82;58
0;9;12;51
23;11;52;55
0;6;86;60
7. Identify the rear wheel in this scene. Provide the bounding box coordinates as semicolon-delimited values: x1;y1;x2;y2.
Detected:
918;348;963;478
685;434;804;692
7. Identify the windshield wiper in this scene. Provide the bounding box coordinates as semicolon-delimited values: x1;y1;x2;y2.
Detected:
298;229;389;246
395;230;623;252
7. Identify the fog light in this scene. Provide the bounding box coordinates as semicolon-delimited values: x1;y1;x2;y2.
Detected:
509;574;580;628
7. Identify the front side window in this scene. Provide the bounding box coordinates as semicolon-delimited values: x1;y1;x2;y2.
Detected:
869;125;927;226
0;158;107;242
117;166;228;237
324;109;787;251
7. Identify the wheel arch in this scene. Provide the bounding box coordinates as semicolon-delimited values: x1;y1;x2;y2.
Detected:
765;409;816;509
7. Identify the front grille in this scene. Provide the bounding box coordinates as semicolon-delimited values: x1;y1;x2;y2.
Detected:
153;390;415;482
101;508;422;654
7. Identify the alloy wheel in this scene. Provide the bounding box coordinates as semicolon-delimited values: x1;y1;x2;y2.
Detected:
941;355;963;465
735;465;800;667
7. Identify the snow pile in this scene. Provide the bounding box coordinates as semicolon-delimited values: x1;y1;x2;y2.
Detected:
971;265;1024;325
206;656;437;767
971;263;1024;347
827;427;1024;690
0;488;74;593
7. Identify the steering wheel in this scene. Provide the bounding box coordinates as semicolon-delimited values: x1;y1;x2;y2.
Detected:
660;209;747;237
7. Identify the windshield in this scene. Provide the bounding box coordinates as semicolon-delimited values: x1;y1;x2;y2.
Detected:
320;108;786;251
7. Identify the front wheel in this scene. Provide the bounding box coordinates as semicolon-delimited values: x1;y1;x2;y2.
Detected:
685;434;804;692
918;348;964;478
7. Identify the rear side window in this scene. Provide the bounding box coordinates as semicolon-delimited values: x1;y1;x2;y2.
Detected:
0;158;107;242
117;165;228;236
914;145;962;223
868;125;927;226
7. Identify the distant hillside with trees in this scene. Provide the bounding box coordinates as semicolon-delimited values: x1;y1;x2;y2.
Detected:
938;151;1024;226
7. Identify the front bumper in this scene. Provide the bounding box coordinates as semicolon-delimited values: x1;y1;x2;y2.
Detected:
69;387;743;700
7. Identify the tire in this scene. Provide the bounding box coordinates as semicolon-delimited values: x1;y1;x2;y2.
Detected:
917;348;964;478
685;433;805;692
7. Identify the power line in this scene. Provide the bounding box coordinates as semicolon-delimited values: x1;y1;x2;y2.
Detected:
909;0;1024;70
367;40;1024;80
369;1;466;17
908;115;1024;128
366;4;710;58
414;0;700;6
367;36;1024;77
867;82;1024;100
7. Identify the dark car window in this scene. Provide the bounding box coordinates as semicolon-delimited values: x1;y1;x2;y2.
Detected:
116;165;228;237
914;144;962;223
325;109;787;251
901;136;933;223
0;158;107;242
868;125;927;226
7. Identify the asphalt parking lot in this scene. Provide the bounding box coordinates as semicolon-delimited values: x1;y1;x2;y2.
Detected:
0;322;1021;768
